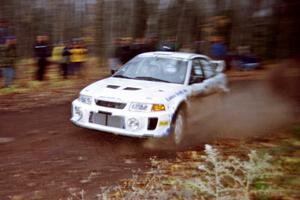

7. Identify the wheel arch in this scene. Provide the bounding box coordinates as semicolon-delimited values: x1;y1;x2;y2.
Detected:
171;100;188;121
169;100;188;144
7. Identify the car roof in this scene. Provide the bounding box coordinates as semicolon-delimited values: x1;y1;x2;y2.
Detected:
138;51;210;60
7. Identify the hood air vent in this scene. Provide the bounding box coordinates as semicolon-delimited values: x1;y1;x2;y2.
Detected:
123;87;141;91
107;85;120;89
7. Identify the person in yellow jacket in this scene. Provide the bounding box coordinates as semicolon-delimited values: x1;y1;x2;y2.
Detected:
51;44;64;63
51;43;66;78
69;43;87;77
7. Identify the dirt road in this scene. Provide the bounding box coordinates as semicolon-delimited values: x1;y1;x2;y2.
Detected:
0;103;181;199
0;75;299;199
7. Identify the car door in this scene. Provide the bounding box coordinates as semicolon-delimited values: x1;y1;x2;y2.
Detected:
199;57;230;94
203;59;228;93
187;58;216;121
189;58;214;96
187;57;228;122
199;58;219;92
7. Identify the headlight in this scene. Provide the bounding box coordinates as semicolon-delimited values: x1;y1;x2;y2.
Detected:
129;103;166;112
79;94;92;105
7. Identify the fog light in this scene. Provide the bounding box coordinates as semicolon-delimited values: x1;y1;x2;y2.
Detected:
73;106;83;121
127;118;140;131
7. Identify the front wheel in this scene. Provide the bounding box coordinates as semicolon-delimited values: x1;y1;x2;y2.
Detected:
171;108;186;145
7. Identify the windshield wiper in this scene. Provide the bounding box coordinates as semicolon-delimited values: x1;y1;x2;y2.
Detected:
134;76;170;83
112;74;132;79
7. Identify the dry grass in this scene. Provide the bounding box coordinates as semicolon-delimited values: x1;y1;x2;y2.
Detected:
68;125;300;200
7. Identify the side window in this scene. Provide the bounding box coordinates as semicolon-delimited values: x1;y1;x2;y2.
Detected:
190;59;205;84
200;59;216;78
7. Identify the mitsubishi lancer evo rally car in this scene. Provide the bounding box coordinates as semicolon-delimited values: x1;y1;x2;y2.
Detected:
71;52;229;144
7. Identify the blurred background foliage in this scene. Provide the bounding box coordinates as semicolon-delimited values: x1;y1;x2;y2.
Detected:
0;0;299;59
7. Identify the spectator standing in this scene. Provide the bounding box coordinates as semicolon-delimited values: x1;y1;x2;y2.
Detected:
34;35;50;81
211;37;227;60
118;37;132;65
145;36;159;52
168;36;181;51
61;44;71;79
130;38;147;58
0;20;9;79
108;38;122;75
0;42;6;86
0;36;17;87
158;36;181;52
158;40;173;51
51;43;65;78
0;20;9;45
70;42;87;77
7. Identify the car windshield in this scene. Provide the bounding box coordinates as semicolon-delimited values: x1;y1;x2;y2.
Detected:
113;56;188;84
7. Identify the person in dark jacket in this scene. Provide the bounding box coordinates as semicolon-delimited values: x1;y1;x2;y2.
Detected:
0;20;9;45
109;38;122;75
117;38;133;65
130;38;147;58
61;44;71;79
0;43;6;85
34;35;50;81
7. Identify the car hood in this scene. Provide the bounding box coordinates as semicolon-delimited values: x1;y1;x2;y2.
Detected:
82;77;187;103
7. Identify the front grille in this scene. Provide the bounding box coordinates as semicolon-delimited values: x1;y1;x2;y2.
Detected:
95;100;126;109
89;111;125;129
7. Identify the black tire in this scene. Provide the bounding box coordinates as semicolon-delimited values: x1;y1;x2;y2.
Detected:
170;107;187;145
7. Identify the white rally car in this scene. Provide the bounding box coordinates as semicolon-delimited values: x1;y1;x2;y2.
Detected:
71;52;228;144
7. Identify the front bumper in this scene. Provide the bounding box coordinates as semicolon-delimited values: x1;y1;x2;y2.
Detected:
70;99;172;138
